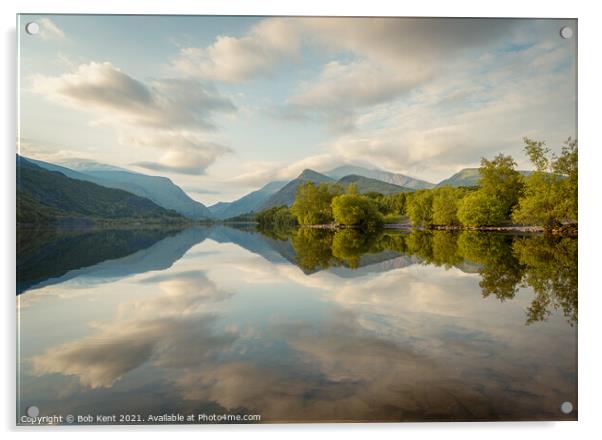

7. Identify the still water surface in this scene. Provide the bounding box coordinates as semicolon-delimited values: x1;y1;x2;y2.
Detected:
17;226;577;423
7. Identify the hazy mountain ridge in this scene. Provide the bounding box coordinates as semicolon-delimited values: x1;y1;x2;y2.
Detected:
25;156;214;220
209;180;286;219
259;169;335;210
258;168;418;210
19;154;543;222
436;168;535;188
17;157;184;225
337;175;414;194
326;165;435;189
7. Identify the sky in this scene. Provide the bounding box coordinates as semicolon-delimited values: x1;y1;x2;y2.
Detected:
18;15;577;205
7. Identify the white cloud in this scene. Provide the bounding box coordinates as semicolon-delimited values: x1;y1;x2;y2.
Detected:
31;63;235;130
285;60;429;131
38;18;65;40
224;153;344;187
126;131;233;175
171;17;519;131
170;18;300;83
31;62;236;175
321;35;577;181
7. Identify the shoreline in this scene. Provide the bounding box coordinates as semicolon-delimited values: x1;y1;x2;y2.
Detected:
303;223;577;236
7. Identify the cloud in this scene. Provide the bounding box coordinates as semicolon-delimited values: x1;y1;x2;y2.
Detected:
285;60;429;132
38;18;65;40
171;17;518;131
172;18;516;84
170;18;300;83
315;29;577;181
224;153;344;187
31;62;236;174
31;63;235;130
183;186;221;195
128;132;233;175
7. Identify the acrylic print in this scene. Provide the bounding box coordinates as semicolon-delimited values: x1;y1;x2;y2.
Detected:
17;15;577;424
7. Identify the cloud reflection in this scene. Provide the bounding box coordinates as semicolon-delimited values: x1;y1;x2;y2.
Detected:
27;241;576;421
31;271;236;388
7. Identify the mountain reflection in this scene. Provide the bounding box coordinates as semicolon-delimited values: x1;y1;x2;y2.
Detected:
17;227;211;294
17;225;577;326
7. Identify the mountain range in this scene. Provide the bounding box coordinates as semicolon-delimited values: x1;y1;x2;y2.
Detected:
25;157;214;220
17;156;184;225
435;168;536;188
325;165;435;189
209;180;286;219
257;169;416;212
259;169;336;210
17;154;537;224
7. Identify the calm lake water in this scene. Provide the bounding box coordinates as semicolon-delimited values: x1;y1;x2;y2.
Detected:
17;226;577;424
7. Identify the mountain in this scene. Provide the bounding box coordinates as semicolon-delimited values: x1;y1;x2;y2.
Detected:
17;156;184;225
209;180;286;219
326;165;435;189
436;168;535;188
25;157;213;220
259;169;335;210
337;175;413;194
435;168;481;188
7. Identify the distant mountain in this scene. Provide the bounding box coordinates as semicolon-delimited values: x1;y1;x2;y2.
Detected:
436;168;535;188
436;168;481;188
259;169;335;210
25;156;213;220
337;175;413;194
326;165;435;189
59;159;129;172
17;156;184;225
209;180;286;219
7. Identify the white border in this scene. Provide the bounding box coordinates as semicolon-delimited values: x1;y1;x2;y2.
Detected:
2;1;601;439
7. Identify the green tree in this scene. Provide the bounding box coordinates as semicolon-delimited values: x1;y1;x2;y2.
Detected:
331;194;383;229
255;206;297;240
431;187;466;226
553;138;578;221
291;182;342;225
455;154;523;227
457;190;506;227
406;190;434;227
479;154;524;218
380;192;406;215
512;137;578;228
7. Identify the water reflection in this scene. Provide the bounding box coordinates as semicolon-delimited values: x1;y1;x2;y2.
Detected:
281;228;577;326
17;225;577;423
17;227;210;294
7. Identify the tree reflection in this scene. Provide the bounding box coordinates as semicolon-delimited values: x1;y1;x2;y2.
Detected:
291;228;341;272
257;226;577;325
332;229;380;268
513;236;577;325
457;232;525;302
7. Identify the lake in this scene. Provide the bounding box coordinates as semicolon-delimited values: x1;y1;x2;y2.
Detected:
16;225;577;424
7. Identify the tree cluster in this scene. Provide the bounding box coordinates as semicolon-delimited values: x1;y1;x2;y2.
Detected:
406;138;577;230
